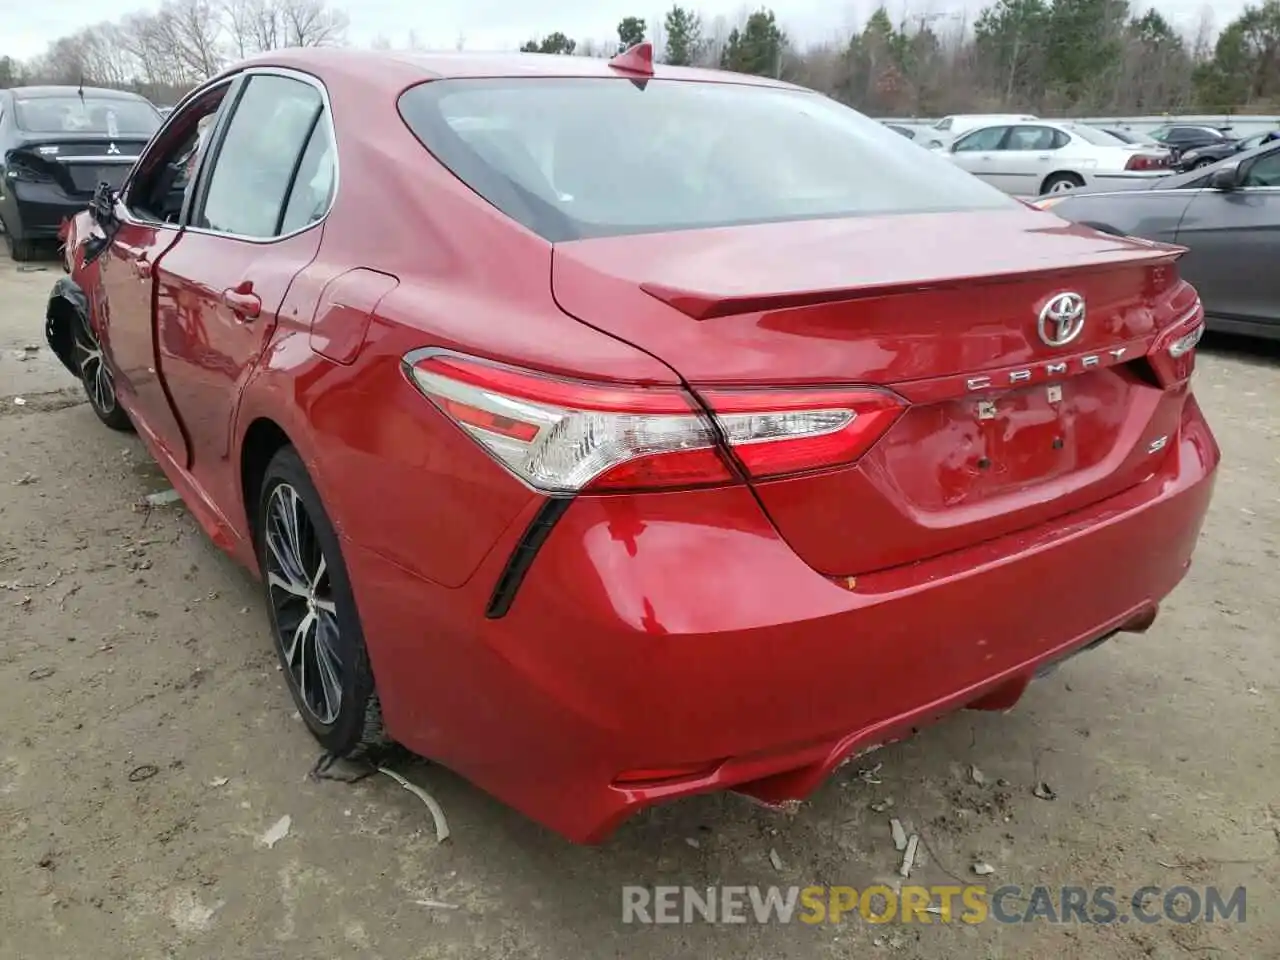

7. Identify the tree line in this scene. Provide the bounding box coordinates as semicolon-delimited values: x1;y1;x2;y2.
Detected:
5;0;1280;116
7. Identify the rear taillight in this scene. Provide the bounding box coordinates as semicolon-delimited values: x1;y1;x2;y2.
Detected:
404;352;904;493
4;157;54;183
1125;153;1167;171
1147;300;1205;387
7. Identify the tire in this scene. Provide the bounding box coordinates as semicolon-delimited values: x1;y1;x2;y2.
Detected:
257;446;386;756
1041;172;1085;195
4;230;37;262
1192;158;1215;170
71;307;132;431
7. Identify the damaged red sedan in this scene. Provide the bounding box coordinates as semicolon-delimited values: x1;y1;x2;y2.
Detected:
46;46;1218;842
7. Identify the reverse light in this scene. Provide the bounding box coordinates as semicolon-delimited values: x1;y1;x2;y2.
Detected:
404;353;905;493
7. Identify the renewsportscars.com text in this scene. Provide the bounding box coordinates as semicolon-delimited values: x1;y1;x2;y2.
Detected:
621;884;1246;925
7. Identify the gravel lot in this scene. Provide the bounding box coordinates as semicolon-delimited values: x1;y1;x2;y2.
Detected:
1;257;1277;960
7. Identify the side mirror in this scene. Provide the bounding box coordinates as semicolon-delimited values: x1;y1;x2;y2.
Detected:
89;182;119;226
1209;165;1239;191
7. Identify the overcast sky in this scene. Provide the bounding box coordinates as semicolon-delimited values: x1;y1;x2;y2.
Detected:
6;0;1232;61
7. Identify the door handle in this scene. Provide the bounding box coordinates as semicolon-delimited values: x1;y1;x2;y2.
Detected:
221;282;262;320
1036;154;1051;160
132;257;152;279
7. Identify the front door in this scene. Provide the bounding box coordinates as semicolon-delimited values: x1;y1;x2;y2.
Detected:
153;72;335;504
1175;147;1280;326
948;125;1010;190
96;82;235;466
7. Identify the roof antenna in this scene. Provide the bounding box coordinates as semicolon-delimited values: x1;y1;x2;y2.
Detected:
607;41;654;77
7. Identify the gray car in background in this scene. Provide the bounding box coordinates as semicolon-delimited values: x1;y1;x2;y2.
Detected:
1034;140;1280;340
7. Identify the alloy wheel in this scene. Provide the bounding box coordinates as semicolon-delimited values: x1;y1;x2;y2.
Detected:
264;482;344;725
73;315;117;416
1048;179;1077;194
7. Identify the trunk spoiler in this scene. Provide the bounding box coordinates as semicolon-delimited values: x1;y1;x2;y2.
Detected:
640;243;1186;321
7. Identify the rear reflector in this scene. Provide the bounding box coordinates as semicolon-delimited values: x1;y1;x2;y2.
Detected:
404;352;905;493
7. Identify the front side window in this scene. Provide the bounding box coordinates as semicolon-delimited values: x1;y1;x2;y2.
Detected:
124;83;231;225
399;79;1014;242
197;74;324;238
14;95;161;136
953;126;1008;152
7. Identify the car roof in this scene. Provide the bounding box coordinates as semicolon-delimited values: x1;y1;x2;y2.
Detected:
229;46;798;92
8;85;150;101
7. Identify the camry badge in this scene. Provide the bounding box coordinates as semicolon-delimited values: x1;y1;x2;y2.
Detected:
1038;292;1086;347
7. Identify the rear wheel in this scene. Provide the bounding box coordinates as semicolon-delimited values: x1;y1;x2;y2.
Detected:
1041;172;1085;195
258;446;386;756
4;230;36;263
72;309;132;431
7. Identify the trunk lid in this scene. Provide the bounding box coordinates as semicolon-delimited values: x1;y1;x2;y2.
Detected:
551;208;1197;576
6;137;146;197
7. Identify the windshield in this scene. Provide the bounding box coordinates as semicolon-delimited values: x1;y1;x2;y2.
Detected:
399;79;1014;242
1068;124;1130;147
13;95;161;136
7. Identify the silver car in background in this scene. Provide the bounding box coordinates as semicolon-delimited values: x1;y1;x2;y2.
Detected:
943;120;1173;196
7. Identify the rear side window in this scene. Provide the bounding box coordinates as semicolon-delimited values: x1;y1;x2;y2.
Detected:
398;79;1014;242
196;74;324;238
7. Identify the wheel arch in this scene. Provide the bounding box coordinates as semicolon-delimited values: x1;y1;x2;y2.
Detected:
240;417;296;548
1040;170;1085;194
45;276;89;377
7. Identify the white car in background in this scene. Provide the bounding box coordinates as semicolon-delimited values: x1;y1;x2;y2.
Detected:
921;113;1038;149
943;120;1173;196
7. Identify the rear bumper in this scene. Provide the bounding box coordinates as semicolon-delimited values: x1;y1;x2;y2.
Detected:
348;393;1219;843
1;182;84;238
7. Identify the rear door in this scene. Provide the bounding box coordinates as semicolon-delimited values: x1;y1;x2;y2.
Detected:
997;124;1070;195
1174;147;1280;325
153;71;334;496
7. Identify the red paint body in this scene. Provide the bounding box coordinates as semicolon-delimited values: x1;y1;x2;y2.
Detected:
64;50;1219;843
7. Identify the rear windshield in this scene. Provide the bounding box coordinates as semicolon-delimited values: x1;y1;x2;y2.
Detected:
1066;124;1128;147
399;78;1015;241
14;96;161;136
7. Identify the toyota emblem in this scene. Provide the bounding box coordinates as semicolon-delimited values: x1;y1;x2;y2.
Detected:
1038;292;1086;347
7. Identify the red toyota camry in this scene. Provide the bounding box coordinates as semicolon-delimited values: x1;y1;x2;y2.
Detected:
46;45;1218;843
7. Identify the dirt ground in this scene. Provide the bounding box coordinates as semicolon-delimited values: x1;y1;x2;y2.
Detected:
0;255;1276;960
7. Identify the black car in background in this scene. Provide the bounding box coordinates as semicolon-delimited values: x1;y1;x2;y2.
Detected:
1176;129;1280;170
0;86;162;260
1146;123;1234;163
